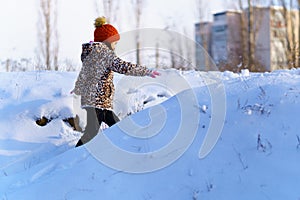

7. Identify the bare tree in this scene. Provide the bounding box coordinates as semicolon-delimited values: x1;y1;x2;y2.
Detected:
53;2;59;71
195;0;212;71
132;0;144;65
276;0;300;68
195;0;208;22
279;0;293;68
155;42;159;69
236;0;267;71
37;0;59;70
238;0;249;69
297;0;300;67
94;0;119;23
174;31;184;70
183;28;194;70
164;22;194;70
5;59;10;72
247;0;256;71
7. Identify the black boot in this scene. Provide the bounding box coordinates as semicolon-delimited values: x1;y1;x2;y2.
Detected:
75;139;83;147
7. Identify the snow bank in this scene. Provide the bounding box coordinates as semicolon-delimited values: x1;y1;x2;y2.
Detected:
1;69;300;199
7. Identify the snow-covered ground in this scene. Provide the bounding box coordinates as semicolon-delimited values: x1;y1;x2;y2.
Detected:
1;69;300;199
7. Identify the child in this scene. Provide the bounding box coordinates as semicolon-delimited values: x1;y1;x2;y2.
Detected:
73;17;160;147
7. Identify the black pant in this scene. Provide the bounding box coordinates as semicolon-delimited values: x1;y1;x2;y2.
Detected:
75;107;119;147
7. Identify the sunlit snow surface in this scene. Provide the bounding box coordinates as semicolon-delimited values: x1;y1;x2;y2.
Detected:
1;69;300;199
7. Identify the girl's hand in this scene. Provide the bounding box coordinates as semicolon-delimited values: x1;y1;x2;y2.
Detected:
70;89;75;94
148;70;160;78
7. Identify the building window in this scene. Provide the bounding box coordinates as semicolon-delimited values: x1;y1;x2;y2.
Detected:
213;25;227;32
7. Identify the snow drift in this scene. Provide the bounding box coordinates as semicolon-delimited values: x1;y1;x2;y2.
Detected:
1;69;300;199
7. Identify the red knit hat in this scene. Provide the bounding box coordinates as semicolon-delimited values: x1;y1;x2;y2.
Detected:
94;17;120;43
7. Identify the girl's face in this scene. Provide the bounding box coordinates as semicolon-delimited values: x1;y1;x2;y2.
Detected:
111;41;118;50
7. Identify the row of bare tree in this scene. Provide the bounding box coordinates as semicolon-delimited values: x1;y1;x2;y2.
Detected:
37;0;143;70
241;0;300;71
196;0;300;72
33;0;197;72
37;0;59;71
278;0;300;69
35;0;147;71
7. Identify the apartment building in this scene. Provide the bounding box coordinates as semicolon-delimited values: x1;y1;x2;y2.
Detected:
195;6;299;71
211;11;243;69
195;22;212;71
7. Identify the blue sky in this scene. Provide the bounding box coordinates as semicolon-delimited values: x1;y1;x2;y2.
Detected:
0;0;226;63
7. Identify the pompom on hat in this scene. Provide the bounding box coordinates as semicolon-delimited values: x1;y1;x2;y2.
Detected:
94;17;120;43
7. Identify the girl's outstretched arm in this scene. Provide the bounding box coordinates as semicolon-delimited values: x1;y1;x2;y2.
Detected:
110;54;159;78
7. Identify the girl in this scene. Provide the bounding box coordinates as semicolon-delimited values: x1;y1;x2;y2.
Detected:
73;17;159;147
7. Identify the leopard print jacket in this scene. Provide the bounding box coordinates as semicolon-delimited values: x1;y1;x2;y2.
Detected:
74;42;151;109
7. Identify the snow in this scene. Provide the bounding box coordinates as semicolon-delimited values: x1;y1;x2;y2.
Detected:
1;68;300;199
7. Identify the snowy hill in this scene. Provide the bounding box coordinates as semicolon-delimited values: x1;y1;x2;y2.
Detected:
1;69;300;199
